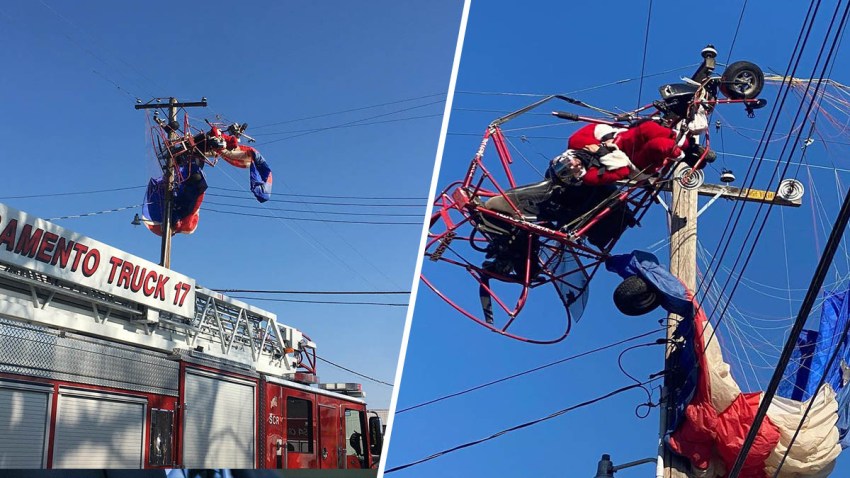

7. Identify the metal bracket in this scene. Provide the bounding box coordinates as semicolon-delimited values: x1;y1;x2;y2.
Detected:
697;186;728;217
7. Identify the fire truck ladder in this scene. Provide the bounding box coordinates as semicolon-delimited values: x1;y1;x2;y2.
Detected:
0;264;317;380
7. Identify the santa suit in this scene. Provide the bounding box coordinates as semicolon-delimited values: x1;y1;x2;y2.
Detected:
567;122;686;185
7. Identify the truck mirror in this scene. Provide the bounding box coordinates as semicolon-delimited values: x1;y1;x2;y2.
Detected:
369;415;384;455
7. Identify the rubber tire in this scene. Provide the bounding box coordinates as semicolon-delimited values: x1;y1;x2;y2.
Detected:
613;275;660;316
720;61;765;100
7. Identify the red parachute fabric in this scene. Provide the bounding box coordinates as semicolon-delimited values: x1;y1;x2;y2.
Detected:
668;302;782;478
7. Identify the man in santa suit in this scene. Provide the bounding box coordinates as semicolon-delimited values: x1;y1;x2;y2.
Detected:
565;120;713;186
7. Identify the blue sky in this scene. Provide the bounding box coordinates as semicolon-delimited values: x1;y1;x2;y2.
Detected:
387;1;850;476
0;0;464;410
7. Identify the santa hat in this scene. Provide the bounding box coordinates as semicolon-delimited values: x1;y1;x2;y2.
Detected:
567;124;627;150
592;124;626;142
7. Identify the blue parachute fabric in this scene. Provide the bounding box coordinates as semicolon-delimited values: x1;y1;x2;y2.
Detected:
551;251;589;322
172;162;208;222
781;288;850;447
776;329;818;401
605;250;693;317
249;153;273;203
142;177;165;225
605;251;697;436
804;290;850;399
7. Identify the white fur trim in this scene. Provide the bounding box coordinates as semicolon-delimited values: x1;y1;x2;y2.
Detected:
598;149;632;169
593;124;626;141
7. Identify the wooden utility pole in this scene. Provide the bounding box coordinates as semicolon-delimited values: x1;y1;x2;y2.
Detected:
663;163;699;478
660;165;803;477
135;97;207;268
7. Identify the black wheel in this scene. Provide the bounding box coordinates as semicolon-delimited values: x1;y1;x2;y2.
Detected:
613;275;660;316
720;61;764;100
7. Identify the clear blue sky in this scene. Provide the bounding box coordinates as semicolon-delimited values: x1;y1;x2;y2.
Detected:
0;0;464;410
387;1;850;476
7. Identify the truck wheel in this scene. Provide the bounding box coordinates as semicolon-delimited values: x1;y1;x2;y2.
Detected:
720;61;764;100
613;275;660;316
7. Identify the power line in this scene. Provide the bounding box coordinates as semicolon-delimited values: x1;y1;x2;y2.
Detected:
229;296;408;307
203;207;423;225
251;113;443;137
214;289;409;295
203;200;424;218
205;192;425;207
316;355;394;387
636;0;652;109
0;185;144;200
257;100;446;146
454;63;700;98
46;204;140;221
396;329;661;414
385;379;658;473
723;1;850;475
250;92;446;129
209;187;428;200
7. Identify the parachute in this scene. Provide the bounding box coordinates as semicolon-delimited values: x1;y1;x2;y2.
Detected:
142;118;273;236
608;251;843;478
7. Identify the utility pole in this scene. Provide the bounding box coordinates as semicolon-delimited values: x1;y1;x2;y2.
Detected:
135;97;207;268
660;165;803;477
663;162;699;478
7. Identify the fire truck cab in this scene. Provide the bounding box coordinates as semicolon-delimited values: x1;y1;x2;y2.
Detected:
0;203;382;470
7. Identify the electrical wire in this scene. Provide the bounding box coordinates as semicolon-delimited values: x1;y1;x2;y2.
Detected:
228;296;409;307
636;0;652;109
693;0;829;339
215;289;409;295
316;355;394;387
46;204;141;221
396;329;661;414
256;100;446;146
204;191;425;207
0;186;145;200
728;8;850;476
384;379;659;473
208;186;427;201
202;200;424;218
250;92;447;129
203;207;423;225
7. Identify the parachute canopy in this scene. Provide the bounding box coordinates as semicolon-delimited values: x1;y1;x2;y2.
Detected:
607;251;842;478
142;124;274;236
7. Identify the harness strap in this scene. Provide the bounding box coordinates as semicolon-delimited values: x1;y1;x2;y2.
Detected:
479;277;495;324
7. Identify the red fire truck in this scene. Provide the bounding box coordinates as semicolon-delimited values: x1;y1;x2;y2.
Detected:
0;203;383;469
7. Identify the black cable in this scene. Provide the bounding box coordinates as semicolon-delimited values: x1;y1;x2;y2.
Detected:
384;379;659;473
724;0;750;65
251;113;442;137
727;11;850;476
771;303;850;477
257;100;445;146
202;200;423;218
210;189;429;200
0;185;144;200
694;0;821;307
316;355;394;387
692;0;827;339
617;341;664;419
213;289;409;295
396;329;661;414
205;192;425;207
228;296;408;307
704;0;845;357
250;92;446;129
636;0;652;109
203;207;422;225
